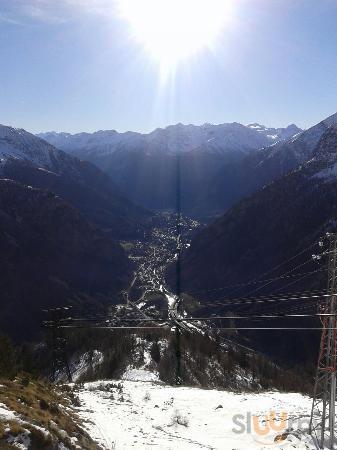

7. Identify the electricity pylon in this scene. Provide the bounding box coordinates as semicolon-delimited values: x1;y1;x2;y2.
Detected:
310;233;337;449
44;307;73;383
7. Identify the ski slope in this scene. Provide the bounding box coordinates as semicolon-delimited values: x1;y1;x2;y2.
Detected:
76;375;321;449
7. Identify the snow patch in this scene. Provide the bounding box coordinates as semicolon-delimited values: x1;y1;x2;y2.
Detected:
77;380;320;450
122;369;160;382
0;402;18;421
71;350;104;382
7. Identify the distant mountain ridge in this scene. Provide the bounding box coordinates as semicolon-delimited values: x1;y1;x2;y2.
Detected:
0;124;150;239
194;112;337;216
247;122;301;141
166;124;337;363
39;121;301;157
173;124;337;296
39;122;301;213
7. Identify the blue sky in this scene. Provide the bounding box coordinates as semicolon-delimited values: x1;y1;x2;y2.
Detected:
0;0;337;134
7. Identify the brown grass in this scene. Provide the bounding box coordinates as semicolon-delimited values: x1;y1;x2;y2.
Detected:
0;375;102;449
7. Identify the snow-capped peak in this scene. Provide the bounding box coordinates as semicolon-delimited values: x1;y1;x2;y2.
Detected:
247;123;265;130
38;121;302;158
0;124;83;179
0;124;58;168
247;123;302;142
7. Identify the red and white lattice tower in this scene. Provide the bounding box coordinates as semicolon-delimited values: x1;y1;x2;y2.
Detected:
310;233;337;449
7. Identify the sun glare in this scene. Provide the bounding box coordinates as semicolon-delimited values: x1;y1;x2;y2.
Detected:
118;0;232;78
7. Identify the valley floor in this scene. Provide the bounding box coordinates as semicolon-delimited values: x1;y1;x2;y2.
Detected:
76;375;320;450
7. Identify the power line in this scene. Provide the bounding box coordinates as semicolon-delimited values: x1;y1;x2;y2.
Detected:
57;325;337;331
46;290;329;325
51;312;337;324
58;326;166;330
215;327;335;330
218;240;322;299
46;309;337;331
236;268;323;314
188;268;327;296
177;313;337;320
197;291;328;309
239;255;319;301
272;269;320;295
255;299;319;316
199;288;326;306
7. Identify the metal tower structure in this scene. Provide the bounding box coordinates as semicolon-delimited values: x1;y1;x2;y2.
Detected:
44;307;73;383
310;233;337;449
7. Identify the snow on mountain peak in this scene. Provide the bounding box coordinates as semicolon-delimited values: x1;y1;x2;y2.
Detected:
0;124;57;168
308;127;337;182
38;121;302;158
0;124;84;179
247;123;302;141
247;123;265;130
290;112;337;149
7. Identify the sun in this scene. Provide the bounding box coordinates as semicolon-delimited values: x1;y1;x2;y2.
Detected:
117;0;232;77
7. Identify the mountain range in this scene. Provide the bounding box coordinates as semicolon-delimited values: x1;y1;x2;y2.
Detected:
39;122;302;214
0;125;153;339
172;125;337;296
39;122;300;157
0;124;149;239
166;123;337;363
195;112;337;216
2;113;337;350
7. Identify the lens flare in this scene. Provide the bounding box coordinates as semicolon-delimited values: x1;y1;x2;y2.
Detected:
118;0;232;78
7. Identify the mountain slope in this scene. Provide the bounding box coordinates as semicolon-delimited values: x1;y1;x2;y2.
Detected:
247;123;301;141
40;122;301;212
0;379;101;449
0;179;132;341
39;122;300;157
0;124;149;239
175;125;337;295
167;125;337;362
77;380;315;450
195;112;337;216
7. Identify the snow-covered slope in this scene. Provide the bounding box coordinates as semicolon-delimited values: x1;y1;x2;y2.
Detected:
306;124;337;182
193;112;337;217
0;123;131;182
0;123;103;182
39;121;301;158
0;123;149;239
39;129;143;157
247;123;301;142
176;126;337;350
76;379;320;449
0;124;72;173
267;111;337;163
0;378;100;449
